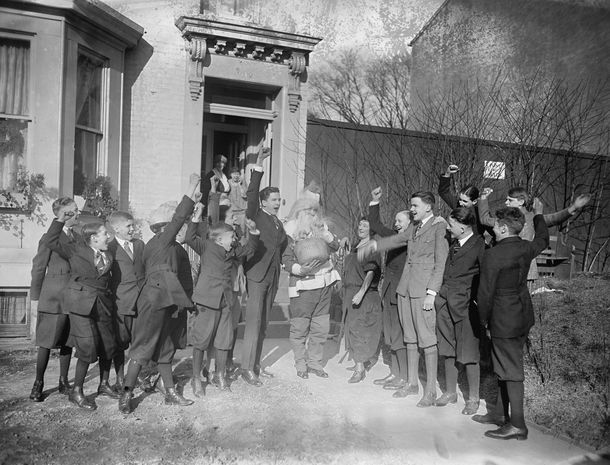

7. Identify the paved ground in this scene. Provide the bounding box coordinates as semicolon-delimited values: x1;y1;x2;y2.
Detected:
0;337;605;465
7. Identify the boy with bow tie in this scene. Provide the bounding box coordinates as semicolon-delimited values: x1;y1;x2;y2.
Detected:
44;210;117;411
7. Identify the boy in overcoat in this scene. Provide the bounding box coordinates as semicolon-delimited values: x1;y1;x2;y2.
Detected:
435;206;486;414
475;202;549;440
240;147;287;386
107;211;145;389
359;191;449;407
187;203;259;395
44;210;117;411
29;197;79;401
118;174;200;414
367;187;410;394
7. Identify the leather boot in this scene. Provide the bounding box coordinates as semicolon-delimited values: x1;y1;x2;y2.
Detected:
29;380;44;402
215;375;231;392
97;381;119;399
191;378;205;398
154;375;167;395
165;387;194;406
118;388;133;414
58;377;71;395
69;387;97;411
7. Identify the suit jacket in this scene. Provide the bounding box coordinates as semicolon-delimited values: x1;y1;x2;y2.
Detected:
30;228;76;314
477;215;549;338
108;238;145;316
437;234;486;322
376;215;449;298
137;195;195;312
244;169;287;283
43;220;113;316
187;222;259;309
368;203;407;304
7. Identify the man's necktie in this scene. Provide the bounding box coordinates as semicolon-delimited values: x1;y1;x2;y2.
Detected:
95;251;105;275
413;222;422;239
452;241;461;257
124;241;134;261
272;215;280;230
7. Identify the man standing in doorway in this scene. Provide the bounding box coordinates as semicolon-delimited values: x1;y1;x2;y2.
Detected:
241;147;287;386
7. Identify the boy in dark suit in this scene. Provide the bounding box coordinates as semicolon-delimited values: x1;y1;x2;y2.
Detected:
367;187;410;393
241;147;288;386
435;207;486;414
44;210;117;411
106;211;145;389
475;202;549;440
29;197;79;402
118;174;200;414
186;203;259;395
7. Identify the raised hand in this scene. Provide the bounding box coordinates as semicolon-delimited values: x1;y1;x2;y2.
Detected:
244;218;257;232
257;147;271;165
56;206;75;223
572;193;591;210
532;197;544;215
371;187;382;202
193;191;203;203
480;187;493;200
189;173;201;188
192;202;204;222
444;164;459;176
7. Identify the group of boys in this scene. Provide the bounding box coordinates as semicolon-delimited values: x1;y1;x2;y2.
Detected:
29;147;286;414
359;178;579;442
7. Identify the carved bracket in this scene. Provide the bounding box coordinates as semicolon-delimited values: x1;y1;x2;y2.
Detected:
186;36;207;101
288;52;306;113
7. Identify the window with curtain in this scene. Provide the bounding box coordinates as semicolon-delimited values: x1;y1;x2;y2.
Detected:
0;38;30;190
73;50;104;196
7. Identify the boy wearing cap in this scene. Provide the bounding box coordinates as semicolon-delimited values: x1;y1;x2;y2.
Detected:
118;173;200;414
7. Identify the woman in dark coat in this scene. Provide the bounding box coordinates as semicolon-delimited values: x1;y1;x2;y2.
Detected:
342;218;382;383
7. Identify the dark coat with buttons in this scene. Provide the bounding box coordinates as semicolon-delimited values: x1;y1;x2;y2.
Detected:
108;238;145;316
437;234;486;322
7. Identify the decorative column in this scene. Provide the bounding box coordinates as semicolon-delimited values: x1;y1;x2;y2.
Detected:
186;36;207;101
288;52;306;113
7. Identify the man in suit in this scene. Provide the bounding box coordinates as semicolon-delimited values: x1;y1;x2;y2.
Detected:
359;191;449;407
29;197;79;402
107;211;145;389
367;187;410;394
241;147;288;386
44;212;117;411
435;206;486;415
474;202;549;440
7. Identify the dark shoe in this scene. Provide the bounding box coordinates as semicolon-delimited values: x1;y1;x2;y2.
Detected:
297;370;309;379
373;373;395;385
58;377;71;395
485;423;528;441
97;382;119;399
393;384;419;398
462;399;480;415
241;370;262;387
69;387;97;411
226;365;240;381
383;378;406;391
154;375;167;395
191;378;205;398
118;388;133;414
435;392;458;407
165;387;194;406
307;367;329;378
348;370;366;384
472;413;507;426
417;391;437;408
29;380;44;402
